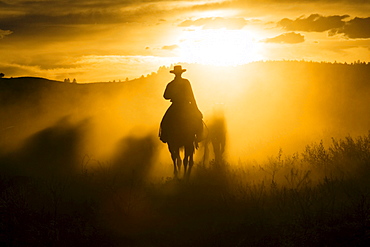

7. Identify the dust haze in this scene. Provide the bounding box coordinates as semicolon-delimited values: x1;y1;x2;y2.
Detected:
1;62;370;175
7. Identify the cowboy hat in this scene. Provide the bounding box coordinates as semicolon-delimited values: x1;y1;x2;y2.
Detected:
170;65;186;74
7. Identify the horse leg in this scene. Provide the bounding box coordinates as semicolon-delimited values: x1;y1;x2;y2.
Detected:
173;152;182;176
203;139;209;166
188;152;194;178
212;139;222;164
176;152;182;174
183;154;188;175
169;145;181;176
171;151;178;176
184;144;195;178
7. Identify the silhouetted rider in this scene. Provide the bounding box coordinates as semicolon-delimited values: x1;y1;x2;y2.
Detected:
159;65;203;145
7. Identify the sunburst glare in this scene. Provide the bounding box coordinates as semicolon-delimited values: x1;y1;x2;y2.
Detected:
178;29;264;66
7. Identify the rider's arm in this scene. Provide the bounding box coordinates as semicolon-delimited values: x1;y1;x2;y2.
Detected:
163;83;172;100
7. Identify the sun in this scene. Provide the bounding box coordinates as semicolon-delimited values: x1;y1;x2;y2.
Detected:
177;29;264;66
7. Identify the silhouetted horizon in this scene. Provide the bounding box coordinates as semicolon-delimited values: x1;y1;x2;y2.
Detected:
2;60;369;83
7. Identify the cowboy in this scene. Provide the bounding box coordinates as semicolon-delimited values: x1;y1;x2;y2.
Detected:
159;65;203;145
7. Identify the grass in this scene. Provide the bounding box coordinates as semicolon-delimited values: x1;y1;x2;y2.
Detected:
1;132;370;246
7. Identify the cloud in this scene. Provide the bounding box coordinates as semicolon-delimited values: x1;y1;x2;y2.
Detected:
329;17;370;39
0;29;12;39
263;32;305;44
179;17;248;30
278;14;370;39
0;11;128;30
0;1;180;30
162;44;179;50
278;14;349;32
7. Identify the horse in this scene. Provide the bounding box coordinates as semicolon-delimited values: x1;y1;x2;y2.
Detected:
202;105;227;165
160;101;203;178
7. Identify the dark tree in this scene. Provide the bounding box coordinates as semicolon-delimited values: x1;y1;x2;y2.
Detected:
0;73;4;78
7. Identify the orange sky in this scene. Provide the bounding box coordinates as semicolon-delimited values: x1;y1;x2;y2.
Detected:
0;0;369;82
